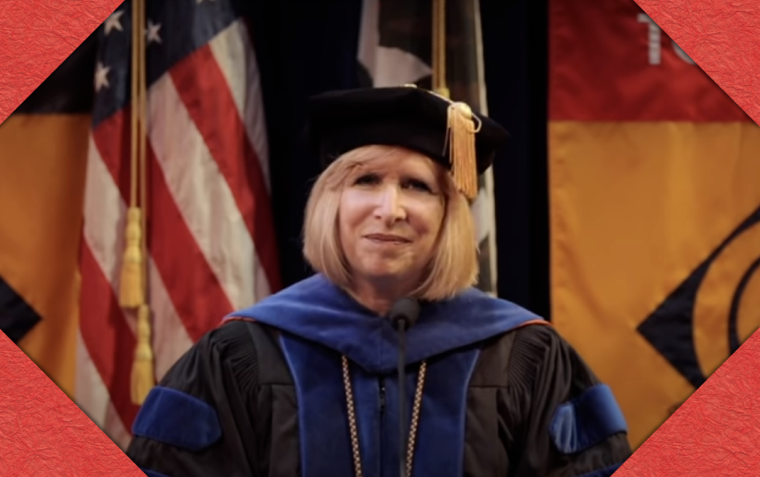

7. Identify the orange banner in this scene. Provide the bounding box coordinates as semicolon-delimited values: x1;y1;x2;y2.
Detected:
549;0;760;448
0;114;90;398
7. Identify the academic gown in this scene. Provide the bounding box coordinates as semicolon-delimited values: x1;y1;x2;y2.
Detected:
127;274;631;477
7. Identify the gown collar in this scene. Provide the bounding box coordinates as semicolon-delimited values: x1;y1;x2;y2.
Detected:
226;274;542;374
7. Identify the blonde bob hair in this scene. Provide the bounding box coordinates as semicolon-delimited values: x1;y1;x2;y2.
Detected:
302;144;479;301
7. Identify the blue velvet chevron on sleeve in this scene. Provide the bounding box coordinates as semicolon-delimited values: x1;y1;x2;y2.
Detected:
132;386;222;452
549;384;628;454
140;468;175;477
576;463;623;477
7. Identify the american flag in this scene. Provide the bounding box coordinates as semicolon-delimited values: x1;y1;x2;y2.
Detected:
78;0;279;449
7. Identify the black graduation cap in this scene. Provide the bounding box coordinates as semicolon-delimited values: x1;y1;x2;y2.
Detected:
306;86;510;200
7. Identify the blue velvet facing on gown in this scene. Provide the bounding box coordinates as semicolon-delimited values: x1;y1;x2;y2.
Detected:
281;331;481;477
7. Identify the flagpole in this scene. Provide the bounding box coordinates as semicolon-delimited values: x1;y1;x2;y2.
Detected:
432;0;449;99
472;0;499;296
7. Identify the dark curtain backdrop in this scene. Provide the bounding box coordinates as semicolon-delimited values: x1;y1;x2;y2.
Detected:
481;0;550;319
247;0;551;319
245;0;364;288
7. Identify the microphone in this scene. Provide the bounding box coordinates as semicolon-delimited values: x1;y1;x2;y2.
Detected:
388;298;420;477
389;297;420;331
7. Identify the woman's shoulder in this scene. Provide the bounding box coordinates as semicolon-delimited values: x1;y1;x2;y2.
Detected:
200;317;283;347
497;320;589;368
190;318;264;360
473;321;553;365
163;319;290;389
509;321;566;349
473;320;595;388
463;291;565;349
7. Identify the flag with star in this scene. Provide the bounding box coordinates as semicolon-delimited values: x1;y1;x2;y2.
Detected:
357;0;500;294
80;0;280;449
549;0;760;448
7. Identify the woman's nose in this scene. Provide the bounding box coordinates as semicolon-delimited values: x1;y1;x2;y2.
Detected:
374;184;406;223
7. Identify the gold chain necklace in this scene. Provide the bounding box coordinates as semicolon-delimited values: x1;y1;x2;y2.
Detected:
341;355;428;477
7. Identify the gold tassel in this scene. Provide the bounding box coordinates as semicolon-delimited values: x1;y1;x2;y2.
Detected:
119;207;144;307
446;102;481;201
131;304;155;405
121;0;155;404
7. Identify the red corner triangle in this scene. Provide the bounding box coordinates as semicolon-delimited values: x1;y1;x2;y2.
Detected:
0;331;144;475
632;0;760;126
0;0;124;123
615;328;760;475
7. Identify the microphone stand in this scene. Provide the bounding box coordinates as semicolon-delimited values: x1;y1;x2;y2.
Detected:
390;297;418;477
396;318;408;477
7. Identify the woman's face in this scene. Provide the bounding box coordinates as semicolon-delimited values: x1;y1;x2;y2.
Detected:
338;148;446;289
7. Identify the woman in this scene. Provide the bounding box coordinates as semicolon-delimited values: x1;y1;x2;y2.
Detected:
127;86;631;477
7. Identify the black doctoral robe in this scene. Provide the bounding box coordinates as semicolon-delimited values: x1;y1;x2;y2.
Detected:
127;274;631;477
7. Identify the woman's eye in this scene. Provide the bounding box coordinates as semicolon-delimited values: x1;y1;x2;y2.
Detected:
354;173;380;186
403;179;433;193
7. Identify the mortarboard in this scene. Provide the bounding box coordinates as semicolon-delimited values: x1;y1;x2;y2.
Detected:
306;86;510;200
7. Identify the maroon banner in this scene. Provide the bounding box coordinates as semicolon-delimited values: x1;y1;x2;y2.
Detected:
550;0;749;121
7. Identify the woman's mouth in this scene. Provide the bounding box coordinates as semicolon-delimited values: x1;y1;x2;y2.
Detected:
364;233;411;244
